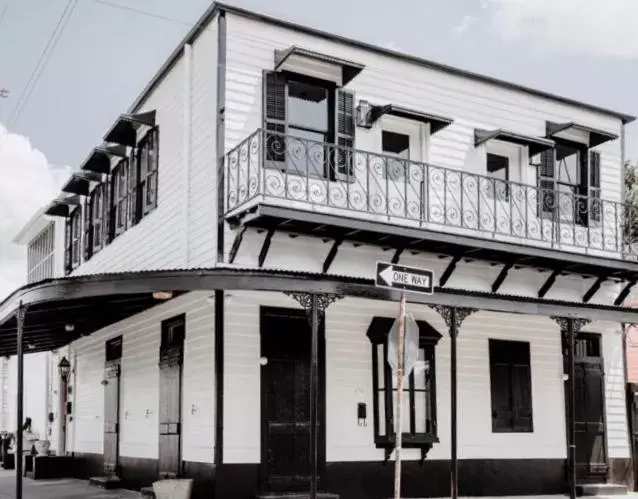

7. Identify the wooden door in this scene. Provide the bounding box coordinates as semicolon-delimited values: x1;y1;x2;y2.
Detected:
158;315;185;479
260;307;325;492
103;336;122;475
573;334;608;482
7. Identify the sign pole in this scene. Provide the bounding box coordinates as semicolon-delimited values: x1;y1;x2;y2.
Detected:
394;292;406;499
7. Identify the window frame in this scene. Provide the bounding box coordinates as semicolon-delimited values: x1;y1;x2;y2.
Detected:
111;158;130;238
65;207;82;275
488;338;534;433
367;316;441;461
137;126;159;219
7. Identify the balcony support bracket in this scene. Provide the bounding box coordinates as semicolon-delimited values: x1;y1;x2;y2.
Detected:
439;255;462;287
258;228;275;268
228;227;248;264
391;248;404;264
614;279;637;306
322;238;343;274
539;269;561;298
583;276;606;304
491;261;515;293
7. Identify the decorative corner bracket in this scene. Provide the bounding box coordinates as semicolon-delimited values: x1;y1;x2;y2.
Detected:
551;316;591;333
429;305;477;331
284;292;344;314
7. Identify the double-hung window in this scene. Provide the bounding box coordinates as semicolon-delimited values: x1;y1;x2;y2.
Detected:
65;207;82;274
137;127;159;219
111;158;129;237
263;71;355;180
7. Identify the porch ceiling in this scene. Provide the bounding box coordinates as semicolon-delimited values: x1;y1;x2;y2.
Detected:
0;268;637;358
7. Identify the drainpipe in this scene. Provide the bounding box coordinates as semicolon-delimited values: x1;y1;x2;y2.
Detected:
183;43;193;267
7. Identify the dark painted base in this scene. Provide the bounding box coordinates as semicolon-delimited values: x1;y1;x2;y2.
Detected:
2;453;15;470
89;475;122;489
216;459;566;499
28;456;76;480
74;453;214;499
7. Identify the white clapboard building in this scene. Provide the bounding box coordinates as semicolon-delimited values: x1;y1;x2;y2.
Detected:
2;4;638;499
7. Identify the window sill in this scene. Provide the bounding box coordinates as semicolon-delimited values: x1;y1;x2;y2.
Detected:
375;433;439;449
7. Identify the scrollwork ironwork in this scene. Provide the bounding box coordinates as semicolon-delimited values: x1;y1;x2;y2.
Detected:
551;316;591;333
429;305;477;331
284;292;343;314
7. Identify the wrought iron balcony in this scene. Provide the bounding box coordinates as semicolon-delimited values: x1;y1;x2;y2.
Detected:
225;129;638;261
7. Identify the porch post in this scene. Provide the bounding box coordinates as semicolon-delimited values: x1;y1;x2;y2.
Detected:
430;305;476;499
16;302;26;499
552;316;590;499
285;292;342;499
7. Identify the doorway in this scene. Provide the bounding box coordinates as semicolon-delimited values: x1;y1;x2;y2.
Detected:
259;307;325;493
103;336;122;476
158;314;185;479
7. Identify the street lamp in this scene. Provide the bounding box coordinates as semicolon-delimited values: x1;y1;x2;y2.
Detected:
58;357;71;380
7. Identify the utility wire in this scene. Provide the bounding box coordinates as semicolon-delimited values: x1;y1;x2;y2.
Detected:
0;1;9;32
8;0;78;127
89;0;191;26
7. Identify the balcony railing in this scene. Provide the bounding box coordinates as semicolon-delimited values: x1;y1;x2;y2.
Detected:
225;129;638;260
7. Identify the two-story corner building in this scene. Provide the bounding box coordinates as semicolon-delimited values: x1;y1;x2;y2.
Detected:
3;3;638;499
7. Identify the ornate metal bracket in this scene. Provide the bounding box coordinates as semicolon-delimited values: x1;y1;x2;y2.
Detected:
16;302;27;329
429;305;477;331
551;316;590;333
285;292;343;314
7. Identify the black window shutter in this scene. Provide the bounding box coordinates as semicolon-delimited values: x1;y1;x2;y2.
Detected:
538;148;556;216
129;148;139;227
64;217;72;275
589;151;601;223
490;361;513;431
103;179;112;244
263;71;287;164
511;362;533;432
83;197;93;261
335;89;355;181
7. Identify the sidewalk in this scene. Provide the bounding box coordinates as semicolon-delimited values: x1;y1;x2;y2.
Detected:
0;470;140;499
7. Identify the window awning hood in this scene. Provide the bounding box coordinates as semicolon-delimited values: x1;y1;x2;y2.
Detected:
369;104;454;134
545;121;618;148
103;110;156;147
44;195;82;218
274;46;364;87
474;128;555;156
61;171;104;196
80;145;127;174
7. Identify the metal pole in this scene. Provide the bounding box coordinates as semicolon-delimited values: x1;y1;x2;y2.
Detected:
309;294;319;499
450;307;459;499
566;319;576;499
16;302;25;499
394;292;406;499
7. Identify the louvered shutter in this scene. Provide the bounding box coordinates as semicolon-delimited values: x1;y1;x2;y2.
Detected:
512;362;533;431
128;148;139;227
589;151;601;224
490;361;513;431
538;148;556;217
64;217;72;275
83;198;93;261
102;180;112;245
263;71;287;165
335;89;355;181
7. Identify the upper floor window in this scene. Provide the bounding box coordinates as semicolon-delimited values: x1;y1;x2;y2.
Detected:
111;158;129;237
65;207;82;274
366;316;441;460
486;153;509;200
489;339;533;433
137;127;159;219
27;224;54;284
263;71;355;180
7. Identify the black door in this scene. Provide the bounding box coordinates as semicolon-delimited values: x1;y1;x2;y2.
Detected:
103;336;122;475
260;307;325;492
158;315;185;479
627;383;638;490
572;334;608;482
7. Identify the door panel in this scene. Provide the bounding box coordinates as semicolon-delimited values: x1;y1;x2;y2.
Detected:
158;317;185;479
260;308;324;492
103;345;122;475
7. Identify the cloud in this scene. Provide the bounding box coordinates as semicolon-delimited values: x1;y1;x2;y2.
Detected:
487;0;638;58
453;15;476;35
0;124;70;300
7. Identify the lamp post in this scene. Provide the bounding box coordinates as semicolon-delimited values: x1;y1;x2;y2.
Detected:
57;357;71;456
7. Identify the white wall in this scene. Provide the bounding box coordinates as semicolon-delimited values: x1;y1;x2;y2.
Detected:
69;20;218;277
70;291;215;464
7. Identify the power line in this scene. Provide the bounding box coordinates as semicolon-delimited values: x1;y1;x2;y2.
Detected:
0;0;9;31
89;0;191;26
8;0;78;127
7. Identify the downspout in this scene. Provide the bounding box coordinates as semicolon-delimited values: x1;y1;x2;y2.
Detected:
183;43;193;267
214;9;227;491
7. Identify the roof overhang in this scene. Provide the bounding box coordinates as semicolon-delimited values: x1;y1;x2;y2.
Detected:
368;104;454;134
80;145;128;174
0;267;637;357
546;121;618;148
274;46;364;87
44;195;82;218
61;171;104;196
12;207;50;245
103;110;156;147
475;128;555;156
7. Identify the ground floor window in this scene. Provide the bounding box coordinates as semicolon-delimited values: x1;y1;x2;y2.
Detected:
366;316;441;460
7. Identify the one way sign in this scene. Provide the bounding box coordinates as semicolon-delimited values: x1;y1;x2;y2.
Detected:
375;262;434;295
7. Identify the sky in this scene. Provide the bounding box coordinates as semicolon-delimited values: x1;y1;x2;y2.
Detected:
1;0;638;299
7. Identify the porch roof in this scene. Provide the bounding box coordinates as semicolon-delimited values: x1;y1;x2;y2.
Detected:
0;267;636;357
